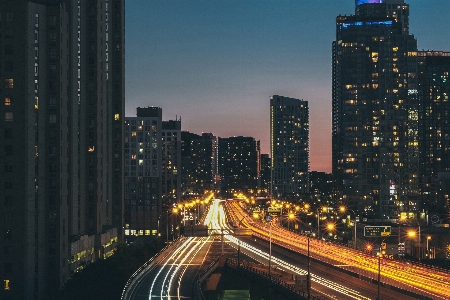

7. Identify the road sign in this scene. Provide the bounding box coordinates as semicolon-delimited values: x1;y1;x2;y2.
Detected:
234;228;252;236
364;226;391;237
267;207;281;215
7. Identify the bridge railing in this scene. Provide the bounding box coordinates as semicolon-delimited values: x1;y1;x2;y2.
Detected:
120;238;183;300
226;258;320;300
192;256;222;300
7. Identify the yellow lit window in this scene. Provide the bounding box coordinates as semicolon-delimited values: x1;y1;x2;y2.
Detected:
4;279;10;291
131;131;136;137
114;114;120;121
88;146;95;152
5;97;11;105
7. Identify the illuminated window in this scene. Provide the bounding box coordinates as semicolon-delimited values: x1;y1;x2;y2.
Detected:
114;113;120;121
131;131;136;137
4;279;10;290
5;98;11;105
88;146;95;152
5;78;13;88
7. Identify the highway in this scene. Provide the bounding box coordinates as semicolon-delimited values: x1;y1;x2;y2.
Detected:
123;200;230;300
220;201;412;299
123;199;449;299
226;200;450;300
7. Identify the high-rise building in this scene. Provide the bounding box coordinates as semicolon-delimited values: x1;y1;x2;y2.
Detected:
124;107;162;238
218;136;260;197
0;1;124;299
417;51;450;215
258;154;271;197
332;0;418;218
162;119;182;207
270;95;309;200
124;109;182;241
181;132;216;197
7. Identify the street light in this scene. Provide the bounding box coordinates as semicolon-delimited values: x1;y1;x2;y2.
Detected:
288;211;295;231
172;207;179;240
339;206;357;249
407;227;421;263
317;206;327;239
326;222;335;240
426;235;432;259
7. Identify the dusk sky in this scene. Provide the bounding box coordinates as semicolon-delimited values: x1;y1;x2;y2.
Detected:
125;0;450;173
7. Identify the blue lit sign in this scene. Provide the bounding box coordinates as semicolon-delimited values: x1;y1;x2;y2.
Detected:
356;0;382;5
341;20;393;29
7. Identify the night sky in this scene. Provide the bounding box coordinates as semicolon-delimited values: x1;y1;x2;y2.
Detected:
125;0;450;173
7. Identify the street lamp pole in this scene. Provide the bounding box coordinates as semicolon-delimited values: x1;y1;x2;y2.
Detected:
307;234;311;300
269;220;272;276
377;238;386;300
317;209;320;239
157;216;161;250
377;247;381;300
340;206;357;249
166;209;169;243
418;223;421;263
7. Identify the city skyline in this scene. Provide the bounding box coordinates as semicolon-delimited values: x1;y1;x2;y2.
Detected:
125;0;450;173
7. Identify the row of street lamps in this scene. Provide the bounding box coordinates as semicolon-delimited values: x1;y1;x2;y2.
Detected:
256;200;431;261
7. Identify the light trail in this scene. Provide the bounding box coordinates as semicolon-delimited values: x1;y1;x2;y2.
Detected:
226;200;450;299
148;199;223;299
210;200;372;300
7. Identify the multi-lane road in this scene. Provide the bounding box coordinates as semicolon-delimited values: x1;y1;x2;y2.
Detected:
226;200;450;300
122;199;235;300
123;199;450;300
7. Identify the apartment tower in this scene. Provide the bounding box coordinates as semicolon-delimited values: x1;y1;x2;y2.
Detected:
332;0;418;218
270;95;309;200
0;1;125;299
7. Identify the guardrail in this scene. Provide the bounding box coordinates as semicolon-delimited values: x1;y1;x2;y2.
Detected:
120;238;183;300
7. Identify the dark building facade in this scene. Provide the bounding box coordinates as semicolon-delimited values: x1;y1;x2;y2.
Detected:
270;95;309;200
124;107;162;238
0;1;124;299
162;119;182;207
332;0;418;219
258;154;271;197
417;52;450;217
309;171;334;205
181;131;216;197
218;136;260;198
